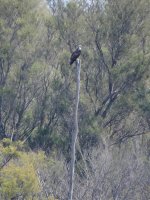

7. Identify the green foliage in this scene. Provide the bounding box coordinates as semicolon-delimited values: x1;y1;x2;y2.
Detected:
0;0;149;178
0;139;24;159
0;152;41;199
0;0;149;198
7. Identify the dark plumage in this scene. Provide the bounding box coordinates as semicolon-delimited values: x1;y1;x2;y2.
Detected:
70;46;81;65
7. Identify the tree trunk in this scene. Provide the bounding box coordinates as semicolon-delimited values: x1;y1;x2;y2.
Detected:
68;59;81;200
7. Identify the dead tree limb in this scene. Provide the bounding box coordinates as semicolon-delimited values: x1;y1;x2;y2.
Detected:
68;59;81;200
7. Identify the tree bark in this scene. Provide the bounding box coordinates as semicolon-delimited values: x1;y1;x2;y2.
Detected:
68;59;81;200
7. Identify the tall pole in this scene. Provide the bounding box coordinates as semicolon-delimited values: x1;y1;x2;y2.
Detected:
68;59;81;200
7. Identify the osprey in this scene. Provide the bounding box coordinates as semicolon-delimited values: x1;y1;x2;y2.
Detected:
69;45;81;65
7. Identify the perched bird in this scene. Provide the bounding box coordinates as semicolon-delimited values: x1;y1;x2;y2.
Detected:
69;45;81;65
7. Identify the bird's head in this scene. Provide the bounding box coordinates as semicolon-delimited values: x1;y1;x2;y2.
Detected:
78;45;82;51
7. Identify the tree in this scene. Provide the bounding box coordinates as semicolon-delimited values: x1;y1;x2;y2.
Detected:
68;59;81;200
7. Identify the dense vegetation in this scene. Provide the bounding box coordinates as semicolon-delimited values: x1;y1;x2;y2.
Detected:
0;0;149;199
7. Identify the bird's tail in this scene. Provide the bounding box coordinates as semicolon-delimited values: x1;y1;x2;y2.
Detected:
69;60;73;65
